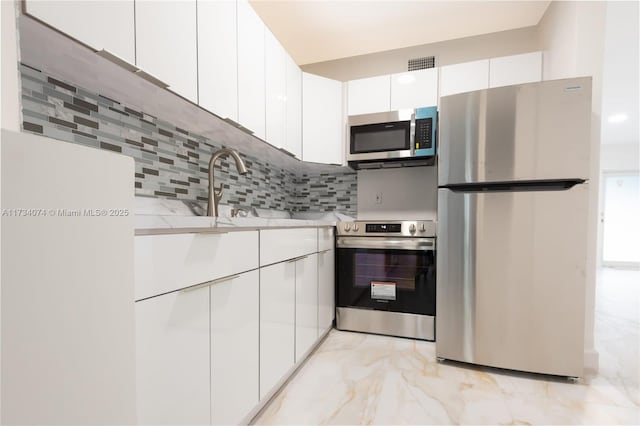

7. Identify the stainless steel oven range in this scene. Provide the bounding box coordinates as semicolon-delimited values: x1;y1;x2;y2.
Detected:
335;220;436;341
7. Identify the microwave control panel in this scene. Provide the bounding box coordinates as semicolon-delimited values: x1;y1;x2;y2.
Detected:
415;118;433;149
414;106;437;156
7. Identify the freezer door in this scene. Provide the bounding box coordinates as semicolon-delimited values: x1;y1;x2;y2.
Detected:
436;184;588;377
438;77;592;185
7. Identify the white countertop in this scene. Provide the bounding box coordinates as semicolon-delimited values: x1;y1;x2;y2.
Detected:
133;197;351;235
135;215;337;235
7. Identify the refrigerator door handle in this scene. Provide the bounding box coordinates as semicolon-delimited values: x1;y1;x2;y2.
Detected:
439;179;586;193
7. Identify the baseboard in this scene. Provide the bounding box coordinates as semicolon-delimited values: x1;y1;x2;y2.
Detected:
245;326;333;425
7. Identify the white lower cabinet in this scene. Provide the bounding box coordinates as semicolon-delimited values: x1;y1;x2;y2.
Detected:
295;254;319;361
318;249;335;335
136;226;334;423
259;261;296;399
136;269;259;426
136;285;210;426
211;270;259;426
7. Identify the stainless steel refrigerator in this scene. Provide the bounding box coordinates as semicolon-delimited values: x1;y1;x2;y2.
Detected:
436;77;592;378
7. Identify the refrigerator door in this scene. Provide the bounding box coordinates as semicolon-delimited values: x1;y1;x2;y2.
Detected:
436;183;588;377
438;77;592;186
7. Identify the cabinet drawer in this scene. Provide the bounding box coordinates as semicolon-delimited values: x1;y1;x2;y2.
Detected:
318;227;335;252
260;228;317;266
135;231;259;300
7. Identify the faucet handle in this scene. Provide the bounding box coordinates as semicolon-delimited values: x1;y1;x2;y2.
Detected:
214;183;224;199
231;208;248;218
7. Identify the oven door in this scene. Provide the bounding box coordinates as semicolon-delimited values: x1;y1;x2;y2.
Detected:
336;237;436;316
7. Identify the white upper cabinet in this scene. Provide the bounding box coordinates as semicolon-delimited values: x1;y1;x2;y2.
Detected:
347;75;391;115
440;59;490;97
391;68;439;109
489;51;543;88
237;0;266;139
302;72;344;165
25;0;135;64
284;53;302;158
198;0;238;122
265;28;287;150
136;0;198;102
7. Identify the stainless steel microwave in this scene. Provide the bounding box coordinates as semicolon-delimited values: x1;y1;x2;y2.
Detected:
347;106;437;168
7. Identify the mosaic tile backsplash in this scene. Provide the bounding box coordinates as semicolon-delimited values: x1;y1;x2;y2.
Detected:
18;63;357;216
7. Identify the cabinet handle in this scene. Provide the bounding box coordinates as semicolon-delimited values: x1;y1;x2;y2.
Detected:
182;274;241;292
286;255;308;263
96;49;139;73
134;69;170;89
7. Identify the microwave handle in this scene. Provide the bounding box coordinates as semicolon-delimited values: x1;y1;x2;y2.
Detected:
409;111;416;156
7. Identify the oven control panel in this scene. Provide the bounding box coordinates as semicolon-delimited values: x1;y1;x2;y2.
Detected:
337;220;436;237
365;223;401;233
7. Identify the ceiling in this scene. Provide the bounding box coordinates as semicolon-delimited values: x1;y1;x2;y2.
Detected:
249;0;551;65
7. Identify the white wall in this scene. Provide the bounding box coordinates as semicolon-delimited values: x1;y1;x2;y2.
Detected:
538;0;609;375
1;130;137;425
601;143;640;173
599;1;639;161
357;166;437;221
302;26;539;81
1;0;21;131
0;1;23;419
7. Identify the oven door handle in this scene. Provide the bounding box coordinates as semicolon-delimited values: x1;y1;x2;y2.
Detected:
336;237;435;251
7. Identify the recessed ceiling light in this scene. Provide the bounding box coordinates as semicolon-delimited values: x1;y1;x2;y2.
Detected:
608;113;628;123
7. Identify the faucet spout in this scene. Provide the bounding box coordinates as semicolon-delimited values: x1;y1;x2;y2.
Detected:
207;148;248;217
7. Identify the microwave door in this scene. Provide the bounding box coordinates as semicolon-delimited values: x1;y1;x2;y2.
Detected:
348;119;412;162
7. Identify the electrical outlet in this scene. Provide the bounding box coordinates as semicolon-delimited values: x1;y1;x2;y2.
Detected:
375;192;383;204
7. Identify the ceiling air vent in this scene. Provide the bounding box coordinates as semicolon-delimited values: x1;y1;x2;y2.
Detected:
408;56;435;71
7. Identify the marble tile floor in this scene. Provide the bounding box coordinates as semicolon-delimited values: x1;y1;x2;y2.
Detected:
253;268;639;425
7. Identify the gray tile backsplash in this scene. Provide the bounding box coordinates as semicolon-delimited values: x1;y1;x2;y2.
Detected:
18;63;357;216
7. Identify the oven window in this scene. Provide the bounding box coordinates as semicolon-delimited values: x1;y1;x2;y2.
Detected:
354;252;420;290
350;121;410;153
337;248;436;316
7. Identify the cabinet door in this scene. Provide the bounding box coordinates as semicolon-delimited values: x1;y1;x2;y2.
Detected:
391;68;439;109
265;28;287;149
25;0;135;64
284;53;302;158
237;0;266;139
295;254;318;362
259;261;295;399
136;287;210;426
136;0;198;102
440;59;489;97
198;0;238;121
347;75;391;115
211;270;259;425
318;249;335;336
489;51;542;88
302;72;344;165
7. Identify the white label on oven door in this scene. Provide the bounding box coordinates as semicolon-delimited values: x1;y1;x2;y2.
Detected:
371;281;396;301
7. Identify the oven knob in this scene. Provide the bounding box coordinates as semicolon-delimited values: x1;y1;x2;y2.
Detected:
419;223;426;232
344;224;351;232
353;224;359;232
409;224;416;233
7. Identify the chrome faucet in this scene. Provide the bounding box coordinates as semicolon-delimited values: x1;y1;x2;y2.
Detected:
207;148;248;217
